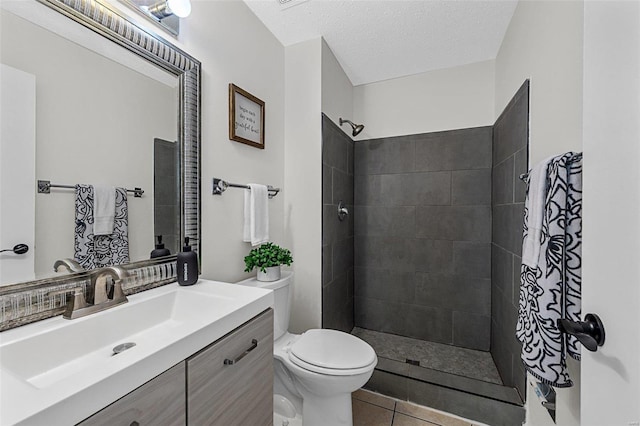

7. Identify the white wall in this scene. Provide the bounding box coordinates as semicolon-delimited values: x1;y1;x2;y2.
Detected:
353;60;495;139
494;1;584;425
321;39;354;135
1;10;176;280
582;2;640;424
176;0;286;285
284;38;323;332
0;64;36;285
495;0;583;166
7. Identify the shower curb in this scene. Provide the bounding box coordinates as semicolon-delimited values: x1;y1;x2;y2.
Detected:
364;358;525;426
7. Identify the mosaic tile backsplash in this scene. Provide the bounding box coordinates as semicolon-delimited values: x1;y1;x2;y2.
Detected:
0;259;177;331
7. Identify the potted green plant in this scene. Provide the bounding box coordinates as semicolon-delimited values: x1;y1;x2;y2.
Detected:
244;242;293;282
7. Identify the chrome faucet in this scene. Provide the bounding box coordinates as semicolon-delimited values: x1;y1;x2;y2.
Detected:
51;266;129;320
53;258;84;273
92;266;128;305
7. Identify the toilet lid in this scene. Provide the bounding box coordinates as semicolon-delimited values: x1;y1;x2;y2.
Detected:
289;329;376;371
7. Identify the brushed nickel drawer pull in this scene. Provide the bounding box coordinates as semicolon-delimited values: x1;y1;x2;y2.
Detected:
224;339;258;365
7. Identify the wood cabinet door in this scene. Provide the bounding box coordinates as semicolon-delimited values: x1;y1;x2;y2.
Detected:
187;309;274;426
77;362;186;426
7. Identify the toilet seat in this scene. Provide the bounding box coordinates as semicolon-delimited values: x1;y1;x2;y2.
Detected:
288;329;377;376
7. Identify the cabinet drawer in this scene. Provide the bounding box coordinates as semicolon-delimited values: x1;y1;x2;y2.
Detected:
187;309;273;426
77;362;186;426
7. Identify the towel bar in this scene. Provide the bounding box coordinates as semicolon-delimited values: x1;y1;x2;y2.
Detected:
37;180;144;198
212;178;280;199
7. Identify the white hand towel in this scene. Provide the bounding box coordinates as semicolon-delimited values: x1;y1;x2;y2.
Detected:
521;155;556;268
243;183;269;246
93;184;116;236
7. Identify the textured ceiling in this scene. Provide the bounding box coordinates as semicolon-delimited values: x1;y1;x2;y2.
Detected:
243;0;518;86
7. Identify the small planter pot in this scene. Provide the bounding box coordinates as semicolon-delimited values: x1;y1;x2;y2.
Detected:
257;266;281;282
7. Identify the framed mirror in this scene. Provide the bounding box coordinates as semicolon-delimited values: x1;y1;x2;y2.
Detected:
0;0;200;288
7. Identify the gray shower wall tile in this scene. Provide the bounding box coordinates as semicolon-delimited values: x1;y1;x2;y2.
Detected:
451;169;491;205
332;168;354;205
404;304;453;344
414;127;492;172
513;359;527;401
490;81;529;398
510;204;524;256
332;237;354;279
416;205;491;242
324;203;354;243
354;174;382;206
453;311;491;351
492;156;514;205
322;244;332;286
492;287;520;359
155;205;179;236
406;172;451;206
491;244;513;300
512;255;522;308
490;318;513;385
492;204;524;255
355;297;407;335
514;148;528;203
354;267;416;304
322;115;350;173
322;114;354;333
452;241;491;279
414;239;453;274
415;272;491;316
493;81;529;165
354;172;451;207
322;164;332;204
354;137;415;175
351;125;493;348
323;272;351;331
354;205;415;238
324;273;348;313
355;236;416;272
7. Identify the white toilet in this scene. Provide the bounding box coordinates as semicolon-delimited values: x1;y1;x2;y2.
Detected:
236;271;377;426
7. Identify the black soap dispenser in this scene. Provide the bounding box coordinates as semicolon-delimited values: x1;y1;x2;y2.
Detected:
150;235;171;258
177;237;198;286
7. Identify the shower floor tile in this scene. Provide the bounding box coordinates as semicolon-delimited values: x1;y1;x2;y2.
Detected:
353;327;503;385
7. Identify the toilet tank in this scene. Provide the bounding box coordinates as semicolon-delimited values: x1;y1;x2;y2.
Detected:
235;271;293;340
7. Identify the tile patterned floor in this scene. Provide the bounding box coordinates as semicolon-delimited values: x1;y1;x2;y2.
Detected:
352;389;487;426
352;328;502;385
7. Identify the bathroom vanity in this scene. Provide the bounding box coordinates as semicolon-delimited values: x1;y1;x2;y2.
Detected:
0;280;274;425
80;309;273;425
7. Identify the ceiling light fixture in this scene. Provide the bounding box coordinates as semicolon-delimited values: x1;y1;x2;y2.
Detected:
148;0;191;19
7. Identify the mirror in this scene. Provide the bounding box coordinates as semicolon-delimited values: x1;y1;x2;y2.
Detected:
0;0;200;287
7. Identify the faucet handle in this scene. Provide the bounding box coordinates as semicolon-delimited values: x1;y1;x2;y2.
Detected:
48;286;88;319
111;280;128;304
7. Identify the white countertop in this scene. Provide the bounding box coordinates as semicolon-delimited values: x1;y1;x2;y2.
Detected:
0;279;273;425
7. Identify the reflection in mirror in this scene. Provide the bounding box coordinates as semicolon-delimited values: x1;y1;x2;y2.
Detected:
119;0;183;36
0;0;200;289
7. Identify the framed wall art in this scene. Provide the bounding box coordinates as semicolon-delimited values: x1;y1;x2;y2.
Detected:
229;84;265;149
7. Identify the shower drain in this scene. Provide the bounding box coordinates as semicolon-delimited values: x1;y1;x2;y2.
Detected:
405;358;420;366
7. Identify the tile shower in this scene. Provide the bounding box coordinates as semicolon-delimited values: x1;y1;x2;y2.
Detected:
321;82;530;426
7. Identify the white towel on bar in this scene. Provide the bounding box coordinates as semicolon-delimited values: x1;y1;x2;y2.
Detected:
93;184;116;236
243;183;269;246
521;155;556;268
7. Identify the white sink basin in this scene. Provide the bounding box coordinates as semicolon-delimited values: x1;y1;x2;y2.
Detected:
0;279;273;425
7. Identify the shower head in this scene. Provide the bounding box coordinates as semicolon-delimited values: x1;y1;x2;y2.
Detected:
339;118;365;137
